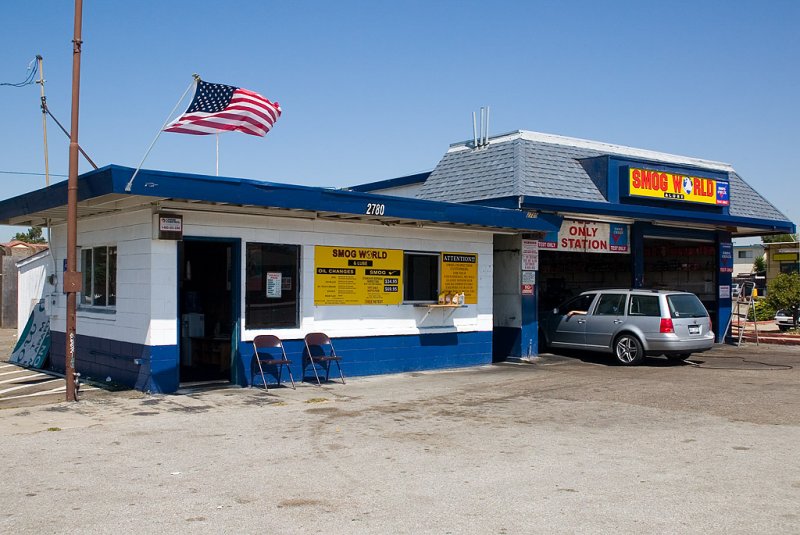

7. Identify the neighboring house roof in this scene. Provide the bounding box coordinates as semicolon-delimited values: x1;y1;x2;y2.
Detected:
415;130;794;234
0;240;49;257
0;165;561;234
15;248;51;269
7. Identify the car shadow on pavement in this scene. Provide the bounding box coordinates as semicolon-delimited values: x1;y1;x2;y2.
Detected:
540;348;690;367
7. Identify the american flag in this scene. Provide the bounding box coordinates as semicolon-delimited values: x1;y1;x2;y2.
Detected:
164;80;281;136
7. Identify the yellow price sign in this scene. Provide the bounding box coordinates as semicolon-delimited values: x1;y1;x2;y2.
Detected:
314;246;403;305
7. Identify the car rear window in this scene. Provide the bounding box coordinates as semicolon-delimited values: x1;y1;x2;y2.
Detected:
666;294;708;318
629;295;660;317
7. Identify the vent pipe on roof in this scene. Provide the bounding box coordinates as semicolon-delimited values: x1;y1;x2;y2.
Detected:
472;107;491;148
472;112;478;148
485;106;490;146
480;107;485;146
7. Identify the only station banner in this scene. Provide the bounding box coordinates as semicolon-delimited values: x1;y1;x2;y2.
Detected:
538;219;630;254
314;246;403;305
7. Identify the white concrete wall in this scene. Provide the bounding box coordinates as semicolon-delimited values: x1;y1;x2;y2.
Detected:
493;234;521;328
171;211;494;342
367;183;424;198
49;209;155;344
48;208;495;347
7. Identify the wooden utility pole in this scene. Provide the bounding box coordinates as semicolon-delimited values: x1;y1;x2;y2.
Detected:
64;0;84;401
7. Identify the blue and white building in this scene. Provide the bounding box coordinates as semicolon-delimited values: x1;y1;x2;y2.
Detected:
0;165;558;392
0;130;793;392
354;131;795;359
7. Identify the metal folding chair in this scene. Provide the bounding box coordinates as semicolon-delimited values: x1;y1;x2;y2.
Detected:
303;332;345;386
252;335;295;391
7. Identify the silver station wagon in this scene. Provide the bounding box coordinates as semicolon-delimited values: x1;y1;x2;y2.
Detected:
540;289;714;365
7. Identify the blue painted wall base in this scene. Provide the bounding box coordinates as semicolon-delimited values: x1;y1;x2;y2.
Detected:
50;330;492;394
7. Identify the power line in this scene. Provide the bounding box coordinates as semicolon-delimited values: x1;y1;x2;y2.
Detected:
0;58;38;88
0;170;68;178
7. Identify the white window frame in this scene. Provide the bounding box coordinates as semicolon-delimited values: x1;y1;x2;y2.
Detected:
79;245;117;309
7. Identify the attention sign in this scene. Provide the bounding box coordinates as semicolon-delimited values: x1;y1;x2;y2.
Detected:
440;253;478;304
314;246;403;305
628;168;729;206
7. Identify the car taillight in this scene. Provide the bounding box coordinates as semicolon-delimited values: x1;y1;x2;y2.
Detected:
660;318;675;333
709;317;713;331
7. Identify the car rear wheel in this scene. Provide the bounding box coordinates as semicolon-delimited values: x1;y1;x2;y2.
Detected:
614;334;644;366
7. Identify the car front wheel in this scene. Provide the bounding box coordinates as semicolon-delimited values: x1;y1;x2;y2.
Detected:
614;334;644;366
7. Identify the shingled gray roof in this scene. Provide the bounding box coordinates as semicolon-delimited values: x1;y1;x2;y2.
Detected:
418;131;790;223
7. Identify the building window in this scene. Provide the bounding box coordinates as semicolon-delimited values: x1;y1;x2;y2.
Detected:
245;243;300;329
80;246;117;307
404;252;439;302
737;250;753;259
780;262;799;275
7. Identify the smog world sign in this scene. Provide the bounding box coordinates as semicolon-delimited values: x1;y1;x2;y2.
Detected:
314;246;403;305
538;219;629;254
628;167;729;206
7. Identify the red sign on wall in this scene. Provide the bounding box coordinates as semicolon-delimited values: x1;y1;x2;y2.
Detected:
521;284;534;295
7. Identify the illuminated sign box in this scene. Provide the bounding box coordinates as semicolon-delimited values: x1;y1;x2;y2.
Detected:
627;167;729;206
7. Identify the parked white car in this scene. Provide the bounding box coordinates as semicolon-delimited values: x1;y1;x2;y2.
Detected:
775;309;798;331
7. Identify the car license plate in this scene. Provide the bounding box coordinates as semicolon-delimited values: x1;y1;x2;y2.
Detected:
689;325;700;335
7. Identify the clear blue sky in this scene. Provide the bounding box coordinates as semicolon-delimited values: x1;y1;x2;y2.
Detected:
1;1;798;239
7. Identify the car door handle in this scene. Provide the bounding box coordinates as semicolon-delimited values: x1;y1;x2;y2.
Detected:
577;319;586;324
613;319;623;324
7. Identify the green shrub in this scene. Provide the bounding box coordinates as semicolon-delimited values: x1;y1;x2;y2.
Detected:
765;273;800;313
746;299;776;321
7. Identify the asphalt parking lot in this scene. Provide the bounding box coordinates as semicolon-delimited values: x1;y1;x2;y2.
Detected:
1;342;799;534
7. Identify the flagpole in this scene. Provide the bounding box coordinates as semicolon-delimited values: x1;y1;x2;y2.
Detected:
124;74;199;192
216;133;219;176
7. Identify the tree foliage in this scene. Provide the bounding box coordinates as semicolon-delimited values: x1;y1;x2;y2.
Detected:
766;273;800;327
762;233;797;243
12;227;46;244
752;255;766;273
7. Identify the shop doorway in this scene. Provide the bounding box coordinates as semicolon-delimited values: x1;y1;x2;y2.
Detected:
178;239;239;384
538;251;632;313
643;237;716;328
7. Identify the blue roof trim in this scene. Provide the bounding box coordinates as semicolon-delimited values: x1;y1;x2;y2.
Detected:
348;171;431;192
469;195;795;234
607;156;730;181
0;165;561;233
528;196;794;233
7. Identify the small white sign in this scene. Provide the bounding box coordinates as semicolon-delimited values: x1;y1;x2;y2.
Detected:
266;272;282;298
521;270;536;285
521;239;539;271
719;285;731;299
159;217;182;232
